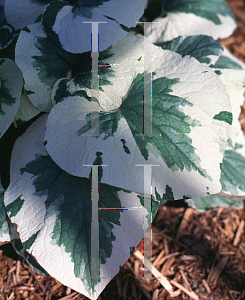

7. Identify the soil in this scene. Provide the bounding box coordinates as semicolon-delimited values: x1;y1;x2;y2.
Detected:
1;0;245;299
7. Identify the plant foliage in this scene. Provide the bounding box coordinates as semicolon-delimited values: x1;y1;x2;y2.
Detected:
0;0;244;298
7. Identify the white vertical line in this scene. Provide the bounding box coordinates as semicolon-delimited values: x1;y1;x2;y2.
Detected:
83;22;106;137
136;164;159;279
91;165;99;280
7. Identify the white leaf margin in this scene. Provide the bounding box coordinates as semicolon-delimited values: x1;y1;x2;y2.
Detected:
145;12;236;45
186;193;244;212
67;31;145;112
219;69;245;196
47;0;147;54
221;47;245;70
186;68;245;207
13;89;41;127
15;22;69;112
4;0;51;29
219;69;245;143
44;44;232;200
4;114;157;299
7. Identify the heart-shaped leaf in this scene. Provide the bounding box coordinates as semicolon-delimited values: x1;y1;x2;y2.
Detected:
155;38;245;150
42;0;147;54
44;38;232;200
4;114;159;299
143;0;236;44
190;68;245;209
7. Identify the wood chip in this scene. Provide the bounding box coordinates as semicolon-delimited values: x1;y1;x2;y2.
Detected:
7;292;15;300
8;266;16;274
134;259;140;277
152;288;159;300
161;257;175;276
18;286;35;291
158;252;180;266
239;243;245;255
134;250;174;296
224;222;235;239
123;277;128;300
152;249;165;266
16;260;22;284
233;219;244;246
66;287;71;295
132;282;138;299
233;44;245;57
170;279;199;300
202;279;211;294
50;282;63;293
116;275;123;297
218;251;235;255
217;225;233;238
232;7;245;23
56;292;77;300
177;208;196;237
207;256;229;285
163;238;169;255
219;36;237;46
179;269;192;291
134;249;199;299
12;272;17;286
179;255;197;261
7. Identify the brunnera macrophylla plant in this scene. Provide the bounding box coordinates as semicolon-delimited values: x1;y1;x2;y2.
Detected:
0;0;245;298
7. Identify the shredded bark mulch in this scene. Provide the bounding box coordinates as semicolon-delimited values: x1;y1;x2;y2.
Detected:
0;205;245;300
1;0;245;299
219;0;245;63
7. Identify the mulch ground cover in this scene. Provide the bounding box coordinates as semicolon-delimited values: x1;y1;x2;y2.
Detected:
1;0;245;299
0;204;245;300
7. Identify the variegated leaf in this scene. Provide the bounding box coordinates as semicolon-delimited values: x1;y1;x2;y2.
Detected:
13;89;41;127
156;37;245;196
0;182;48;273
0;178;11;242
158;35;245;72
158;35;224;65
4;114;159;299
144;0;236;44
157;39;245;196
42;0;147;54
186;193;244;212
214;47;245;70
0;179;48;273
15;22;71;112
44;37;232;200
5;0;54;29
218;69;245;196
190;69;245;207
0;58;23;138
